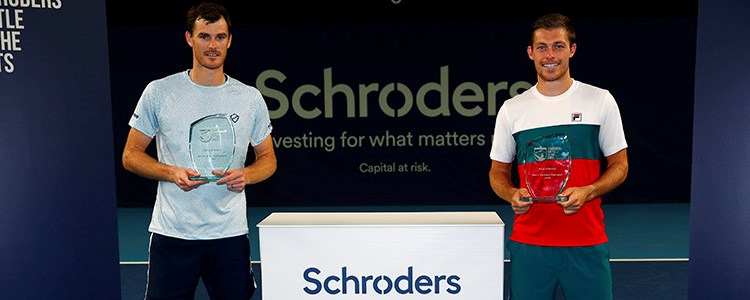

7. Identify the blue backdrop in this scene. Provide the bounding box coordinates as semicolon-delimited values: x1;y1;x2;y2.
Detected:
689;0;750;298
0;0;120;298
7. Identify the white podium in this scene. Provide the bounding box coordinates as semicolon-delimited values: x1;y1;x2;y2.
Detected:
257;211;504;299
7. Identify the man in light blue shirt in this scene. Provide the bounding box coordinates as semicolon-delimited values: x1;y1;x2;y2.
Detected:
122;2;277;299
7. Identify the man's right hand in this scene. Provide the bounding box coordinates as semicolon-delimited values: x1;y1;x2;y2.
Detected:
174;168;208;191
512;188;533;214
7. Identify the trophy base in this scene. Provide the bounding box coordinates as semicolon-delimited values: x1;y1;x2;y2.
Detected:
520;196;569;203
188;175;223;182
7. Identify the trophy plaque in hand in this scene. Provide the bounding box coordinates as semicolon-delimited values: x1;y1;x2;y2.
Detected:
520;134;571;202
188;114;236;181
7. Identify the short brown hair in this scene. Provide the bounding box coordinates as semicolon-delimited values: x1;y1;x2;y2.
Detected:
186;2;232;35
530;13;576;46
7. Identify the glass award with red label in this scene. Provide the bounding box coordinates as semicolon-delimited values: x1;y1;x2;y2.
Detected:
520;134;571;202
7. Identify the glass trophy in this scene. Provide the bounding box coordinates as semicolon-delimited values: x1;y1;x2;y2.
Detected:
188;114;236;181
520;134;571;202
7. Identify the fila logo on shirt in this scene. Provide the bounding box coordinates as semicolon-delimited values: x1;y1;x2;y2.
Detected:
571;112;582;122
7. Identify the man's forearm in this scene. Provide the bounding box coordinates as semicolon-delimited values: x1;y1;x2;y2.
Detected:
122;149;174;182
489;161;518;203
588;149;629;199
241;153;277;184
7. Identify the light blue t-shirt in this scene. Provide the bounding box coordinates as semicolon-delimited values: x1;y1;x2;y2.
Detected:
129;70;272;240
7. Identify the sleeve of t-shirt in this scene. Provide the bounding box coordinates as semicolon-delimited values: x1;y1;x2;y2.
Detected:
489;103;517;163
128;81;159;138
249;89;273;147
598;92;628;157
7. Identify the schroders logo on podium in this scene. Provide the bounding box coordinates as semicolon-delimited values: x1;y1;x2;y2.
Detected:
302;266;462;295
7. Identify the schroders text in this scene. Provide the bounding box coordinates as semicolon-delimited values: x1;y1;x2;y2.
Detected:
256;65;531;119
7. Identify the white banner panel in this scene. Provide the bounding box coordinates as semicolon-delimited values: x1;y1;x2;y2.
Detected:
258;211;504;299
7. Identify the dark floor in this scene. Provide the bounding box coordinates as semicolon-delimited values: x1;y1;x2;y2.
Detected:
121;261;689;300
118;204;690;262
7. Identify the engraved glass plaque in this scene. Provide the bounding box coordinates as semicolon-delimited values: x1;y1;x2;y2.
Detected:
188;114;236;181
520;134;571;202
